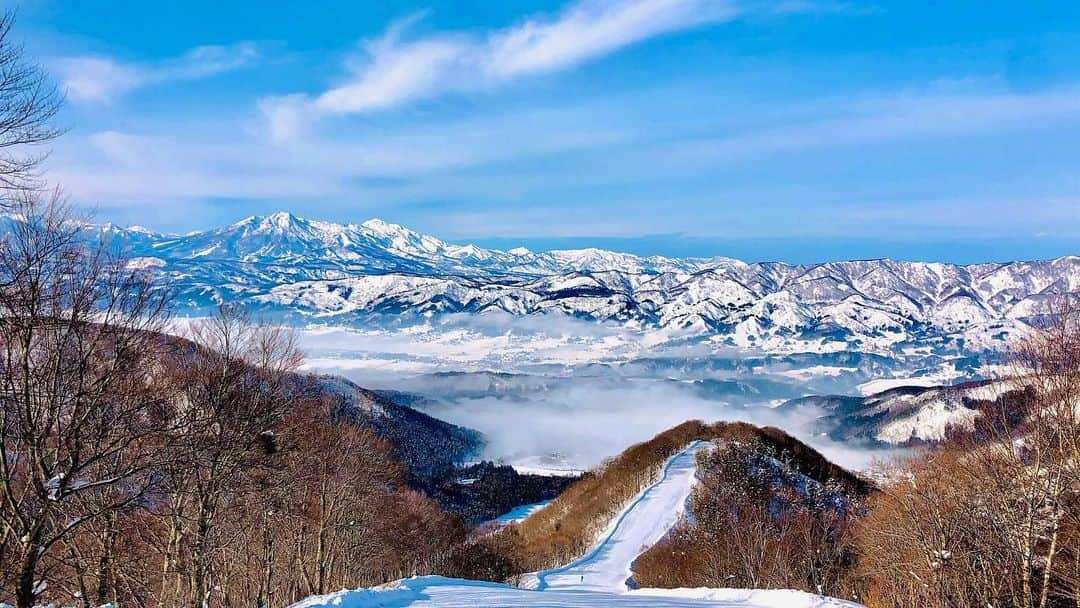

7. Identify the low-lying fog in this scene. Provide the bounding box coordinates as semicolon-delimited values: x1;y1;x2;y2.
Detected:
298;316;930;472
420;379;900;472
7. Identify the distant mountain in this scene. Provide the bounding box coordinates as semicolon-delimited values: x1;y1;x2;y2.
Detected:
70;212;1080;354
778;379;1033;445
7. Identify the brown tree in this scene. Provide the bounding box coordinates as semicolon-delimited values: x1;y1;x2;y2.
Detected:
155;304;306;608
633;437;861;596
0;11;63;197
851;296;1080;608
0;193;173;608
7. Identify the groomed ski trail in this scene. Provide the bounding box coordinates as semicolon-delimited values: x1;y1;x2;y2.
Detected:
533;440;708;592
288;439;865;607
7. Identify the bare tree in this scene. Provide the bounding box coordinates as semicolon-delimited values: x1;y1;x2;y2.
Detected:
1011;295;1080;608
851;295;1080;608
0;11;63;197
0;192;173;608
634;438;860;595
157;304;306;608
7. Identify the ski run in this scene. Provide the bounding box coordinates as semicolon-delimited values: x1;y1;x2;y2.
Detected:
289;441;862;607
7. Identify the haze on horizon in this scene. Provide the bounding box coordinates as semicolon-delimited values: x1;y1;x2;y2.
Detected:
14;0;1080;263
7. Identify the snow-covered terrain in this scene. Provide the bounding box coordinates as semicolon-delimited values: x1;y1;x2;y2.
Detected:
780;379;1012;445
70;212;1078;358
493;500;554;524
287;576;860;607
288;441;862;608
529;441;709;592
97;213;1034;471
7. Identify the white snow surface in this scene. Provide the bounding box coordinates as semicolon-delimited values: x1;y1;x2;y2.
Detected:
288;577;860;607
289;441;862;607
78;212;1080;355
530;441;709;593
493;500;554;524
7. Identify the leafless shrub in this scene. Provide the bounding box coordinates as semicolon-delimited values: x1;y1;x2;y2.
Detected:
850;296;1080;608
634;436;864;597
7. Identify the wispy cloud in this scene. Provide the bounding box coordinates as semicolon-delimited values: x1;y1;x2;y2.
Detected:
55;42;261;103
654;87;1080;168
48;77;1080;242
261;0;739;139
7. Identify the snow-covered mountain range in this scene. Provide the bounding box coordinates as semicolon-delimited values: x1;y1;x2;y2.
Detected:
779;379;1008;445
82;211;1078;354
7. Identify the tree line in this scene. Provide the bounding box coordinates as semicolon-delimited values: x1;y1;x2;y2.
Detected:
849;299;1080;607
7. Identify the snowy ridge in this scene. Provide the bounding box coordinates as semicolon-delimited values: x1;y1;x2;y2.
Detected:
71;213;1080;353
779;379;1009;445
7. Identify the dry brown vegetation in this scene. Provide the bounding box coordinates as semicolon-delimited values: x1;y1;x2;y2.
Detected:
0;197;466;608
632;426;869;596
848;298;1080;608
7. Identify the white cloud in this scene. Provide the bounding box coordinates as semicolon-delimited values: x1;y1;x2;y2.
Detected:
482;0;729;78
48;102;633;205
261;0;738;138
55;42;261;103
56;57;143;103
48;79;1080;242
315;35;466;114
257;94;312;142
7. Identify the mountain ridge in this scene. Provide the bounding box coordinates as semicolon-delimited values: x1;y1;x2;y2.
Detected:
99;210;1079;268
27;211;1080;354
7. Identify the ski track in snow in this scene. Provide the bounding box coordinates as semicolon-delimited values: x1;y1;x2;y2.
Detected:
289;576;862;607
533;440;708;592
290;441;864;607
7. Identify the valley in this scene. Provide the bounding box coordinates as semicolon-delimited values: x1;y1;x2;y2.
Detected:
4;4;1080;606
5;205;1073;608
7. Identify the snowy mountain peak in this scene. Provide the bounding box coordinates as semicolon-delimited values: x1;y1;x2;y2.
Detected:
233;212;315;235
359;217;426;241
262;211;303;230
360;217;400;231
230;214;259;228
47;212;1080;355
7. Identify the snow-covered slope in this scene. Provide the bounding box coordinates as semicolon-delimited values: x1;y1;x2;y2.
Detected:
778;379;1014;445
288;440;862;608
288;576;860;607
74;212;1080;354
532;441;708;592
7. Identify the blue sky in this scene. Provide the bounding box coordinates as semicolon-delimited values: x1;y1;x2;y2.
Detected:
12;0;1080;262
